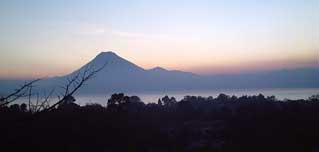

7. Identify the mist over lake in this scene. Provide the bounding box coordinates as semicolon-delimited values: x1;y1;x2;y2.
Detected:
13;88;318;106
74;88;319;105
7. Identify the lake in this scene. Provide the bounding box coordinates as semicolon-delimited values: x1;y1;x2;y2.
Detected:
71;88;319;106
13;88;319;106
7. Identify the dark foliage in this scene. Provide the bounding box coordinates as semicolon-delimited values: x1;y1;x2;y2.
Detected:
1;93;319;152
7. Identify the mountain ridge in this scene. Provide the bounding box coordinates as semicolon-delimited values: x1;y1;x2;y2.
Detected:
0;51;318;94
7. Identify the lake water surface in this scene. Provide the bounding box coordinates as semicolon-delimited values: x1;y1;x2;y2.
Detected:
73;88;319;106
13;88;319;106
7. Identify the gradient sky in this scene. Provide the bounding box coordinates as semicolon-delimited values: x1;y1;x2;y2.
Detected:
0;0;318;79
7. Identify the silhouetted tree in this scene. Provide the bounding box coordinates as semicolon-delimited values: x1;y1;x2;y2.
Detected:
158;98;163;106
170;97;177;103
129;96;141;103
9;104;20;112
162;96;170;106
107;93;126;105
57;95;80;110
107;93;145;112
20;103;27;112
266;95;276;102
2;92;319;152
83;103;104;112
217;93;230;102
0;79;40;107
162;96;176;107
41;64;105;113
309;94;319;102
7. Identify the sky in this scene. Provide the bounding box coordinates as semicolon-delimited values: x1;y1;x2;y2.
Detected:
0;0;318;79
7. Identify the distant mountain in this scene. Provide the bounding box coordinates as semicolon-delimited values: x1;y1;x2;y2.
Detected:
64;51;203;93
0;51;319;95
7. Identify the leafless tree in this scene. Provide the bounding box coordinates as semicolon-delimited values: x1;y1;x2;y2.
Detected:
0;79;40;108
28;89;55;113
40;64;106;112
0;63;105;114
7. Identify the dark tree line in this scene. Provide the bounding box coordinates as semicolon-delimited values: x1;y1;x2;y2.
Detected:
1;90;319;152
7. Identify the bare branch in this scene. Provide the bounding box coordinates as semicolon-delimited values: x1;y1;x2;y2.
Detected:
0;79;40;107
28;85;33;111
40;63;106;112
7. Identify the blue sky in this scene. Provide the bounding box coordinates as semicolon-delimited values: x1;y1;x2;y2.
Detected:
0;0;318;78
